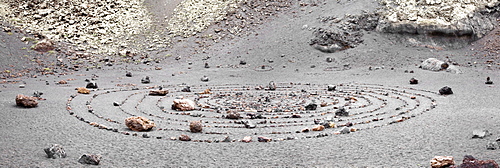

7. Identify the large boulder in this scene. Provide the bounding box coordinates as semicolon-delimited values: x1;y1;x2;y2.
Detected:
430;156;455;168
78;154;101;165
172;97;197;111
124;116;156;132
44;144;66;159
420;58;449;71
15;94;38;108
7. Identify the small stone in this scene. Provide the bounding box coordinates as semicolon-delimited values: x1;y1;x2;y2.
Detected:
19;84;25;88
126;72;132;77
222;136;231;142
58;80;68;84
312;125;325;131
242;136;252;143
189;121;203;133
456;155;499;168
335;107;349;116
326;57;334;63
267;81;276;91
243;120;256;129
485;77;493;84
430;156;455;168
201;76;209;82
339;126;350;134
44;144;66;159
78;154;101;165
86;81;98;89
16;94;38;108
77;87;90;94
113;102;120;106
239;60;247;65
179;134;191;141
258;136;272;142
181;86;191;92
439;86;453;95
142;133;150;138
226;111;240;119
141;76;150;84
486;142;498;150
204;62;210;68
33;91;43;98
409;78;418;84
172;97;197;111
291;114;301;118
149;90;169;96
327;85;336;91
305;103;317;110
124;116;156;132
472;129;491;139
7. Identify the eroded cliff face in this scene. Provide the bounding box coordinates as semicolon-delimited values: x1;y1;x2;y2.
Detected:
378;0;500;38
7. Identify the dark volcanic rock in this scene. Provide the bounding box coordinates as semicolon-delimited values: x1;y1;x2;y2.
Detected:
327;85;336;91
409;78;419;84
86;81;98;89
149;90;169;96
455;155;499;168
16;94;38;108
486;77;493;84
258;136;272;142
335;107;349;116
78;154;101;165
44;144;66;159
201;76;209;82
305;104;318;110
439;86;453;95
125;72;132;77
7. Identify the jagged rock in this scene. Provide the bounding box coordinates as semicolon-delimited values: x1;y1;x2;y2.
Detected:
312;125;325;131
124;116;156;132
149;90;168;96
258;136;272;142
242;136;252;143
32;39;55;52
181;86;191;92
335;107;349;116
172;97;197;111
179;134;191;141
455;155;499;168
77;87;90;94
86;81;98;89
78;154;101;165
226;111;240;119
189;121;203;133
472;129;491;139
141;76;150;84
44;144;66;159
305;104;317;110
486;142;499;150
421;58;449;71
113;102;120;106
338;126;351;134
243;120;256;129
439;86;453;95
409;78;419;84
430;156;455;168
327;85;336;91
15;94;38;108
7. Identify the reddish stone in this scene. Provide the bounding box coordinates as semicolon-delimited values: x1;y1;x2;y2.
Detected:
455;155;499;168
124;116;156;132
189;121;203;133
179;134;191;141
15;94;38;108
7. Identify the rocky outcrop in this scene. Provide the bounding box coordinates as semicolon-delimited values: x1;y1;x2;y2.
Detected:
44;144;66;159
124;116;156;132
378;0;500;39
32;39;55;52
15;94;38;108
420;58;449;71
172;97;197;111
455;155;499;168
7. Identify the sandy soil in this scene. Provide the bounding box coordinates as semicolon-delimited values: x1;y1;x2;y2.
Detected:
0;0;499;167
